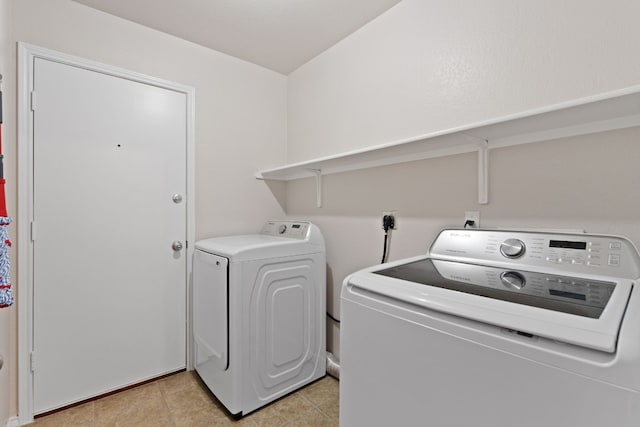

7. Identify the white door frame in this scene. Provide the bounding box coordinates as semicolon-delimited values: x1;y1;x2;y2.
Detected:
17;42;196;425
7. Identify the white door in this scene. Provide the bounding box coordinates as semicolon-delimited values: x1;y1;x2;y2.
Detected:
32;57;187;414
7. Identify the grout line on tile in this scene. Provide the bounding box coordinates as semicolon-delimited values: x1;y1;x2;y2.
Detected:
158;377;178;427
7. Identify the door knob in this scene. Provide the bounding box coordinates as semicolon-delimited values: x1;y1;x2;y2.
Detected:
172;241;183;251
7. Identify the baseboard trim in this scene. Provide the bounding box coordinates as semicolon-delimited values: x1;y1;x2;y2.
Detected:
5;416;20;427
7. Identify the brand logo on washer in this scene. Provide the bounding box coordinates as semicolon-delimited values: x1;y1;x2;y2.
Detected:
449;232;472;238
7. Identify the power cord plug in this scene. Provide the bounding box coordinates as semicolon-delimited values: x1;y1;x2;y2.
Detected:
381;214;395;263
383;214;395;232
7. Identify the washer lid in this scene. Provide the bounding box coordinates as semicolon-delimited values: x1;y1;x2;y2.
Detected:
347;255;633;353
195;234;322;260
195;221;324;260
376;259;616;319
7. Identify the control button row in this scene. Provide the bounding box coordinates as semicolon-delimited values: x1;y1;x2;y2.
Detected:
546;257;584;264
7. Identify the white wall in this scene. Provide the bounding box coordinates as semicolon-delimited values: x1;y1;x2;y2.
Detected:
2;0;287;421
288;0;640;161
286;0;640;358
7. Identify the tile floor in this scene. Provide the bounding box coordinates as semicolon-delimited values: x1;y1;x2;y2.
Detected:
33;371;339;427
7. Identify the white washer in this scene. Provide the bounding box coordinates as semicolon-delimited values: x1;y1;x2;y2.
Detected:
341;228;640;427
193;220;326;416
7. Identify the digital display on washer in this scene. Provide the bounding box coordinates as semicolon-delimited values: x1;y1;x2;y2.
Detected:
549;240;587;250
374;259;616;318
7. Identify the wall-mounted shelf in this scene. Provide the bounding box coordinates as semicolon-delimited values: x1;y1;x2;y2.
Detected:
256;86;640;206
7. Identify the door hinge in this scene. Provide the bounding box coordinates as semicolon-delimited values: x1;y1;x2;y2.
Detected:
30;221;36;242
30;351;36;372
30;91;36;111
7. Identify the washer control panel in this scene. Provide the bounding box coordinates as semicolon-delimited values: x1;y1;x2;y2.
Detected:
430;229;640;279
261;221;310;239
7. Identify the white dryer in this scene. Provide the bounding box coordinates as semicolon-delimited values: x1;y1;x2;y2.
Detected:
193;220;326;416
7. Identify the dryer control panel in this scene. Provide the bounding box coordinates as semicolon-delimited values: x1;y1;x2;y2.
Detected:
261;221;310;239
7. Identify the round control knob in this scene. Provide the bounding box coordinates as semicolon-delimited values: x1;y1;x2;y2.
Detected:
500;239;526;258
500;271;526;290
278;224;287;234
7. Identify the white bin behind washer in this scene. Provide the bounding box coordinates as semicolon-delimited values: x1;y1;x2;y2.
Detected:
193;221;326;416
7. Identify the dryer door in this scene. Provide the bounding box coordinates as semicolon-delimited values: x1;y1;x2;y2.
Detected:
245;253;325;411
193;250;229;370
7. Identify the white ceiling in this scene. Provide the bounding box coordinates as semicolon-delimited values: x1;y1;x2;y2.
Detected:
73;0;402;74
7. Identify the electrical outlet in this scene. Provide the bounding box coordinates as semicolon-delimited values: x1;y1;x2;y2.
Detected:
382;211;397;230
464;211;480;229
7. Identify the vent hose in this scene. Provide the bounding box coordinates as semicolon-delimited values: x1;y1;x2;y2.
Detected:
327;351;340;379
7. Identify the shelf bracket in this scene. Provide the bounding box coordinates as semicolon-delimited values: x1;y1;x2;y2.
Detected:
308;168;322;208
478;141;489;205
